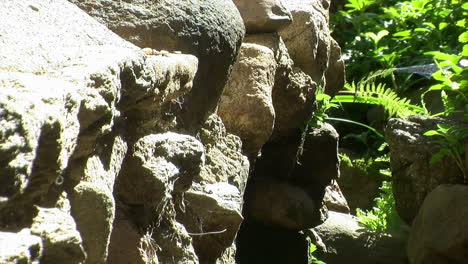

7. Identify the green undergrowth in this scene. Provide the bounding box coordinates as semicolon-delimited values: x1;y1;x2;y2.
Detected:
311;0;468;232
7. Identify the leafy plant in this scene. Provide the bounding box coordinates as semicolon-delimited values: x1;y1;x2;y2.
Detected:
424;124;468;182
356;180;401;232
308;240;326;264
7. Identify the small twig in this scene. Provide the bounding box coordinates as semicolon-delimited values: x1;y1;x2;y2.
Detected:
188;229;227;236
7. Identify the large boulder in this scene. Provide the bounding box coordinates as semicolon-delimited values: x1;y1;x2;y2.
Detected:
232;0;293;33
243;33;317;140
243;180;320;229
31;206;86;264
313;211;409;264
0;1;199;263
386;116;465;224
69;0;246;131
0;229;42;264
279;0;344;95
218;42;277;159
177;114;249;263
407;184;468;264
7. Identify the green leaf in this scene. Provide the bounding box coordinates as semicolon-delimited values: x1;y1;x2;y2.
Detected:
423;130;441;136
438;22;448;30
430;150;447;164
462;45;468;56
459;32;468;43
425;51;460;63
462;2;468;10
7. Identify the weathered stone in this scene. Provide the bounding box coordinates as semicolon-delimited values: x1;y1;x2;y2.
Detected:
233;0;292;33
293;122;340;201
0;229;42;264
70;183;115;264
386;116;464;224
324;179;350;214
325;38;346;96
243;180;320;230
197;114;250;193
408;184;468;264
115;133;205;205
218;42;277;158
313;211;409;264
177;182;244;263
279;0;344;95
31;206;86;264
243;34;317;139
70;0;245;131
0;0;197;229
107;208;144;264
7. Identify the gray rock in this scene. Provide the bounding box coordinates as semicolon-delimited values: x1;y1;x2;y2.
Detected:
69;0;245;131
313;211;409;264
279;0;344;95
386;116;464;224
0;229;42;264
242;34;317;140
178;182;244;263
408;184;468;264
244;180;321;229
31;207;86;264
0;0;197;228
324;179;350;214
233;0;293;33
70;183;115;264
115;132;205;205
218;42;277;159
197;114;250;193
293;122;340;201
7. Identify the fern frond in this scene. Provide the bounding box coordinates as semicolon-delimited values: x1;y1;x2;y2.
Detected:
335;81;425;118
361;68;396;85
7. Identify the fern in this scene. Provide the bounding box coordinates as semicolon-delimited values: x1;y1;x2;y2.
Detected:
360;68;396;85
333;71;425;118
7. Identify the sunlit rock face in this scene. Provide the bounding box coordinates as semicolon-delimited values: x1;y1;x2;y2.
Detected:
0;0;346;263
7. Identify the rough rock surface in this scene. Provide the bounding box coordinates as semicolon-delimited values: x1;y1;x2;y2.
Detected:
0;229;42;264
323;179;350;214
218;42;277;158
244;34;317;140
408;184;468;264
313;211;409;264
31;205;85;264
0;0;204;262
279;0;344;95
0;0;350;263
386;116;465;224
69;0;246;131
180;114;249;263
233;0;292;33
244;180;318;229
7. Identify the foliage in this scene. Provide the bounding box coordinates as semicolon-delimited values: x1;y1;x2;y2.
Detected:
356;180;401;233
424;124;468;182
326;0;467;235
332;0;467;87
307;240;327;264
423;44;468;118
334;73;426;118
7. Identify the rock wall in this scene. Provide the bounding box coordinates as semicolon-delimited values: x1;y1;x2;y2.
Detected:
0;0;344;263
